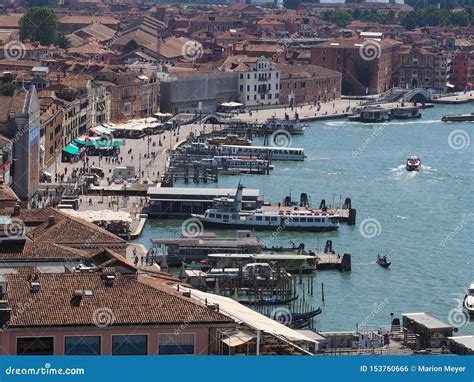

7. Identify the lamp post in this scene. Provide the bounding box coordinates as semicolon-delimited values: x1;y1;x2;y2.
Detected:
139;153;142;178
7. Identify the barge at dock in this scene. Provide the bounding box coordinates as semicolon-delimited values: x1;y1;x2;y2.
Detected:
193;184;339;232
220;145;305;161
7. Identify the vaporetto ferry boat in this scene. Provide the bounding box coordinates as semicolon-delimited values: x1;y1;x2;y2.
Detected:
220;145;305;161
201;156;273;171
193;184;339;232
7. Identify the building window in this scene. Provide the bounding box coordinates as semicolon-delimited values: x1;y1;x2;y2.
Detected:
112;335;147;355
124;102;131;115
239;85;243;92
65;336;101;355
240;74;243;79
17;337;54;355
158;333;195;355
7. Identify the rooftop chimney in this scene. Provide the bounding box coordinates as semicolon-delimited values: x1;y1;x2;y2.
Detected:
71;289;83;306
104;274;115;287
47;216;55;227
29;281;40;293
13;204;20;216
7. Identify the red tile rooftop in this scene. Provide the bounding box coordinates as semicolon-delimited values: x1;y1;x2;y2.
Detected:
5;272;233;327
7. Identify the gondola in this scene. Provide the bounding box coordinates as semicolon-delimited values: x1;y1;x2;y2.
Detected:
291;307;322;321
377;254;391;268
239;295;299;306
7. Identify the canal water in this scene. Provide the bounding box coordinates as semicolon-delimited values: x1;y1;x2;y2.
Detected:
134;103;473;334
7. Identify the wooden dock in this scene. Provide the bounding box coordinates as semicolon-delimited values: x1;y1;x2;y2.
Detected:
314;253;351;272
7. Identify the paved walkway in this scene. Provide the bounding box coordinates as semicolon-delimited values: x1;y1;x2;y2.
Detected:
235;99;360;124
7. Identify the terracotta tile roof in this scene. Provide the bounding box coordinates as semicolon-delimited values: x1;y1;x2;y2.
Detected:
6;272;233;327
0;14;23;29
0;183;19;202
277;63;341;79
0;242;88;261
17;208;125;245
59;16;119;26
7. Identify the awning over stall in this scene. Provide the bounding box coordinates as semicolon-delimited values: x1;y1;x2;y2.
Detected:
63;144;79;155
221;330;256;347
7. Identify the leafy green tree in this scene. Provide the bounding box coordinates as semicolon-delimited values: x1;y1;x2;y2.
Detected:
323;10;353;28
21;0;58;7
0;83;17;96
19;7;58;46
283;0;302;10
345;0;364;3
400;12;418;30
450;10;470;26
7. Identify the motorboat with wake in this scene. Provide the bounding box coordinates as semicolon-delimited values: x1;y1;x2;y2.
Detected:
377;254;391;268
463;283;474;316
406;156;421;172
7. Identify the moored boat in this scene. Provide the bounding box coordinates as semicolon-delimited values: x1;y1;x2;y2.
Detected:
207;134;252;146
406;156;421;172
220;145;305;161
200;156;273;172
193;184;340;232
391;106;422;119
463;283;474;316
263;118;305;134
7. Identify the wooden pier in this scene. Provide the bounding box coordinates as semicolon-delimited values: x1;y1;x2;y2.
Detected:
314;253;351;272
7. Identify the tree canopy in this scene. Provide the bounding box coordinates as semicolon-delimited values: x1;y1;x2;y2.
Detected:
283;0;302;10
21;0;58;7
19;7;58;46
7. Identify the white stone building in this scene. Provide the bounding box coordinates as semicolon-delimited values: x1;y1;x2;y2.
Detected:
221;56;280;108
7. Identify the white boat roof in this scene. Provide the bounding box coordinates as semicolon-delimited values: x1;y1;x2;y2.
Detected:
208;254;255;259
223;144;304;151
147;187;260;197
255;254;314;260
178;286;316;343
208;253;313;260
469;283;474;289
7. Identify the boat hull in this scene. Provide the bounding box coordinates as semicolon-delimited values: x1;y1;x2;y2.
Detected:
197;219;339;232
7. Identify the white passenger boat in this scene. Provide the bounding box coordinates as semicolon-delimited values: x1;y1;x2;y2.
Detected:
263;118;305;135
192;184;339;232
201;156;273;171
464;283;474;316
220;145;305;161
207;134;252;146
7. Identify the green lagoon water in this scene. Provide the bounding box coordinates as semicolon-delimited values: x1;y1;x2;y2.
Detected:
134;103;473;334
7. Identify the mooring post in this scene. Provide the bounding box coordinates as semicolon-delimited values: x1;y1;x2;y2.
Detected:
322;282;325;303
